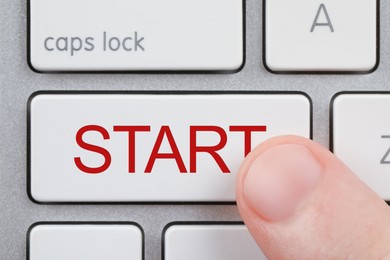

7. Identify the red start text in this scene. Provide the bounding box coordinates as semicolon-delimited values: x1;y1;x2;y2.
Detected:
74;125;267;174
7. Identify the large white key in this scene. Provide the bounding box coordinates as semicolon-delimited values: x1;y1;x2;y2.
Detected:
332;93;390;200
28;0;244;72
264;0;378;72
28;223;144;260
28;92;311;203
163;223;266;260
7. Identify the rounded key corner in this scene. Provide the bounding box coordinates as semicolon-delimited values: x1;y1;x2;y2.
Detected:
329;91;370;109
330;92;348;107
27;58;45;74
361;56;380;74
230;56;246;74
345;54;380;75
129;222;145;239
162;222;179;238
27;222;43;236
27;191;41;205
294;91;312;103
161;222;177;260
26;221;49;258
28;91;66;115
262;57;283;75
26;186;47;205
27;91;60;113
27;91;45;106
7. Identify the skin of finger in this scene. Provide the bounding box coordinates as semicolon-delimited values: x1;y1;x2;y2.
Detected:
236;135;390;259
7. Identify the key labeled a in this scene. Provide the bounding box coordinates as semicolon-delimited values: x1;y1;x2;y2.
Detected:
264;0;378;73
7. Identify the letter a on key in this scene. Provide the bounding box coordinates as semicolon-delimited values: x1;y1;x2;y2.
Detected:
310;4;334;33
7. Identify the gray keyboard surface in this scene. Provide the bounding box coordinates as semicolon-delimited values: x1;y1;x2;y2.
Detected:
1;0;389;259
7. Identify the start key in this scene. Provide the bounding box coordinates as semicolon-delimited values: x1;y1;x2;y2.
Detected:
28;92;311;203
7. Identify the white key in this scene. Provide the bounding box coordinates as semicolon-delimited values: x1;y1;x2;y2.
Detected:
264;0;378;72
163;223;266;260
28;93;311;203
28;0;244;72
28;223;143;260
332;93;390;200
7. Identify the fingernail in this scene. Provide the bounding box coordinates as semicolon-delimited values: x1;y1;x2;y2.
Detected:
243;144;322;221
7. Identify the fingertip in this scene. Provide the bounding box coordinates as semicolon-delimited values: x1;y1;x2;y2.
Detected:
236;136;390;259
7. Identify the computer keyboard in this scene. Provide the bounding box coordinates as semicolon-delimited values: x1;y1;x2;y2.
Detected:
0;0;388;259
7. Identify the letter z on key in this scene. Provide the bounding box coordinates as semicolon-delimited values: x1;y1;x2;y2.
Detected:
28;92;312;203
